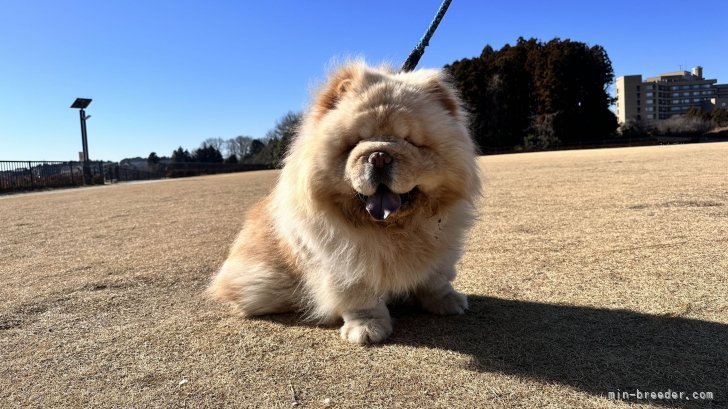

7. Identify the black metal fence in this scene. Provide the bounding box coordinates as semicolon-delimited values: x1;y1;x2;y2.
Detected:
0;160;275;194
105;164;165;182
0;161;97;193
163;162;273;178
102;162;274;181
0;160;165;193
478;134;727;155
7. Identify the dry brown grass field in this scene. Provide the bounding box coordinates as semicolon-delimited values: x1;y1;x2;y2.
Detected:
1;143;726;408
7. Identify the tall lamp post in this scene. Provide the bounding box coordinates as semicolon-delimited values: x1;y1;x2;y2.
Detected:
70;98;93;184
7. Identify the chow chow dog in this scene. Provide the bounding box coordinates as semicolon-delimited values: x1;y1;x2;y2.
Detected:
209;61;481;344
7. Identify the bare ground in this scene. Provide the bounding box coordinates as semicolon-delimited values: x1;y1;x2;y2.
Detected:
1;143;726;408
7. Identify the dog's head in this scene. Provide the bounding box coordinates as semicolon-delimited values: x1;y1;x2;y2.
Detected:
285;62;480;225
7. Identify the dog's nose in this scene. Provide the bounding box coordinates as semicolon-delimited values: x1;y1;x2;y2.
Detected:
368;151;392;169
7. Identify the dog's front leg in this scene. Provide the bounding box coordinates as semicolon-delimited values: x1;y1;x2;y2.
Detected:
339;301;392;344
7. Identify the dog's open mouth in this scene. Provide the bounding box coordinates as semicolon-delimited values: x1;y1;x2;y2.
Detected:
357;185;418;221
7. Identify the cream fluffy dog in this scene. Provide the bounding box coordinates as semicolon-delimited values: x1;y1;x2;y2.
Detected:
208;61;481;344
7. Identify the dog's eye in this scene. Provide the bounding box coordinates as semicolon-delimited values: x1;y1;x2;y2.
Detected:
343;140;359;153
404;137;423;149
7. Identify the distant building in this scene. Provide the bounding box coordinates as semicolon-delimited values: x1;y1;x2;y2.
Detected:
615;66;728;124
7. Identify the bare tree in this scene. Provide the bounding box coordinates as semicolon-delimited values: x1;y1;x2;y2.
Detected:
226;135;253;160
203;137;227;157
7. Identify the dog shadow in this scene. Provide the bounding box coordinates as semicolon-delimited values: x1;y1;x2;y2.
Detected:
387;295;727;407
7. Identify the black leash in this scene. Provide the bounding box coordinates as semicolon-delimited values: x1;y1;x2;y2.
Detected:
400;0;453;72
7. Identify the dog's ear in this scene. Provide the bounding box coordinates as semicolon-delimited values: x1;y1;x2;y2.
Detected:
425;75;462;119
312;65;358;121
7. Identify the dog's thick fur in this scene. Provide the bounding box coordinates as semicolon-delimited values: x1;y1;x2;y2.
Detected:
208;61;481;344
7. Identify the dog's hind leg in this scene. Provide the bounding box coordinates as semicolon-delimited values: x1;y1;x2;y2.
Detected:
208;259;299;317
413;268;468;316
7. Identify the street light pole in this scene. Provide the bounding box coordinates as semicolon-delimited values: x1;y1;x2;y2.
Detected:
79;108;91;184
70;98;93;184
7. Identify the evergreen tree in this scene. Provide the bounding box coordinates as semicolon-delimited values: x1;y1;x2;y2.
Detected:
192;143;223;163
147;152;160;172
171;147;192;163
147;152;160;166
446;38;618;151
266;111;302;165
224;153;238;164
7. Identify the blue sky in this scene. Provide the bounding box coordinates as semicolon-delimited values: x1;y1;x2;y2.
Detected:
1;0;726;161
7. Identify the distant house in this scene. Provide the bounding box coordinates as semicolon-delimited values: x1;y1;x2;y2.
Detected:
31;163;81;178
120;157;149;170
616;66;728;123
60;164;83;176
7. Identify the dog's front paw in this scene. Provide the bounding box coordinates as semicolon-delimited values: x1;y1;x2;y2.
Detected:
340;317;393;344
420;289;468;315
339;313;393;344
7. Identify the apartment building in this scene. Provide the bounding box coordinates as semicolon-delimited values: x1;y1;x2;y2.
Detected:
615;66;728;124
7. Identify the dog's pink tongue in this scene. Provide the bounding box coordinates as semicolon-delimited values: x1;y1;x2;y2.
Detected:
365;185;401;221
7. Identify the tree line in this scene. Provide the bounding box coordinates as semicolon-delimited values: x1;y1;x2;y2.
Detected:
445;37;618;151
144;37;727;170
151;38;621;167
145;111;302;170
446;37;728;151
